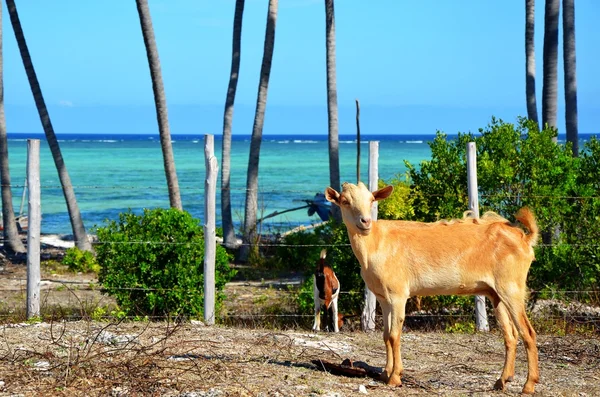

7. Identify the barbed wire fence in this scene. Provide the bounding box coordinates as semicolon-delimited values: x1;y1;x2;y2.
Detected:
1;137;599;333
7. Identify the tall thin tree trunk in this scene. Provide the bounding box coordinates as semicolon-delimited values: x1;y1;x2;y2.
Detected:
222;0;245;249
563;0;578;156
542;0;560;136
525;0;539;129
0;1;25;253
240;0;278;262
325;0;341;222
136;0;182;210
6;0;91;251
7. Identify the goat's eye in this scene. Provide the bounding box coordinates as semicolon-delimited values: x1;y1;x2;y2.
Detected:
340;199;349;206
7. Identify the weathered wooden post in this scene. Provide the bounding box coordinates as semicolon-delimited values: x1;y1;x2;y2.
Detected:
361;141;379;331
26;139;41;319
204;134;218;325
356;99;361;183
467;141;489;332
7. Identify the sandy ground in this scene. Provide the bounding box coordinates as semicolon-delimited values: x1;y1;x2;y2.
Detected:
0;236;599;396
0;321;598;396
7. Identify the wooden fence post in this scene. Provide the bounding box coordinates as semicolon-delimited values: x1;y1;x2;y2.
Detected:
204;134;218;325
26;139;41;319
467;141;489;332
361;141;379;331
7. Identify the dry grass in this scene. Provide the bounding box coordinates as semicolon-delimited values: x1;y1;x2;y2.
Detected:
0;320;599;396
1;242;599;395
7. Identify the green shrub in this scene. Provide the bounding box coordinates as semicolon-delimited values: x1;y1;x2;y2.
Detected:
377;175;414;220
275;230;322;273
62;247;100;273
95;208;236;318
405;117;599;292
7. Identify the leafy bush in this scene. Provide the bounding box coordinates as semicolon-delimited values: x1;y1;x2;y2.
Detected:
275;230;322;273
406;131;473;221
95;208;235;318
377;175;414;220
62;247;100;273
545;136;600;293
406;117;599;293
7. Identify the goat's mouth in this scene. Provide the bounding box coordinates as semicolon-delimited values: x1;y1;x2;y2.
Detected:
356;225;371;234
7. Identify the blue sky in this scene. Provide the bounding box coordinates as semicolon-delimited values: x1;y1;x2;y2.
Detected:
3;0;599;135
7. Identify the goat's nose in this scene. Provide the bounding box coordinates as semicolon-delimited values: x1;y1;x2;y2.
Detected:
360;216;372;227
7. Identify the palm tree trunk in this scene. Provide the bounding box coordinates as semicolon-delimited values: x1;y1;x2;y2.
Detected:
0;1;25;253
563;0;578;157
136;0;182;210
325;0;341;223
240;0;278;262
525;0;539;129
542;0;560;136
221;0;245;249
6;0;91;251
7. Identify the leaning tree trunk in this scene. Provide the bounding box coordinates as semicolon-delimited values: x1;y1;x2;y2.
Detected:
0;1;25;253
136;0;182;210
542;0;560;136
325;0;341;223
563;0;578;157
525;0;539;129
239;0;278;262
221;0;246;249
6;0;91;251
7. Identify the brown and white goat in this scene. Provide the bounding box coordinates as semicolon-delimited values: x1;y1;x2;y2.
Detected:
325;182;540;394
313;249;341;332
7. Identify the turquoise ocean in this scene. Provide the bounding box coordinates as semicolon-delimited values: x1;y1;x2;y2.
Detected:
4;132;592;235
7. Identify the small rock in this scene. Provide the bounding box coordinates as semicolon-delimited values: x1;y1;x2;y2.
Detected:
358;385;368;394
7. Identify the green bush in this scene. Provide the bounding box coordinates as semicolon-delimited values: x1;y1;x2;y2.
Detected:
275;230;322;273
63;247;100;273
406;117;599;293
545;136;600;293
95;208;236;318
377;175;414;220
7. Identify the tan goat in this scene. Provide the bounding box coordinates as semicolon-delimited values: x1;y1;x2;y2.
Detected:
325;182;540;394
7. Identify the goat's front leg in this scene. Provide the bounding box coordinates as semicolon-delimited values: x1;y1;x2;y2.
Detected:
386;296;407;386
379;300;394;383
312;282;321;331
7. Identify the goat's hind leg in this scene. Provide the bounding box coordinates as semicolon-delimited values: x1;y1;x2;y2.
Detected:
332;297;340;332
492;298;518;391
499;292;539;395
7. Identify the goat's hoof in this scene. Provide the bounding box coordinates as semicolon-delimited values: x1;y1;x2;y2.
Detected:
386;374;402;387
493;379;506;391
522;382;536;395
379;371;390;383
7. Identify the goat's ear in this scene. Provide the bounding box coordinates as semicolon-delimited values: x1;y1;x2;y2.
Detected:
373;185;394;201
325;187;341;206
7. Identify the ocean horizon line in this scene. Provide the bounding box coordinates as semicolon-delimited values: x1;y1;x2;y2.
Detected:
7;132;598;138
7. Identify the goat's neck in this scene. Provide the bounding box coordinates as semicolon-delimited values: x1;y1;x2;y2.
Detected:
346;225;378;272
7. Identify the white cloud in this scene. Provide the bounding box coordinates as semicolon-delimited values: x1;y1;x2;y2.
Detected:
58;100;74;107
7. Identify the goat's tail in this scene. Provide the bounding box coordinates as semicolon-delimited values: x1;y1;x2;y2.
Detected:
515;207;539;248
320;249;327;260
